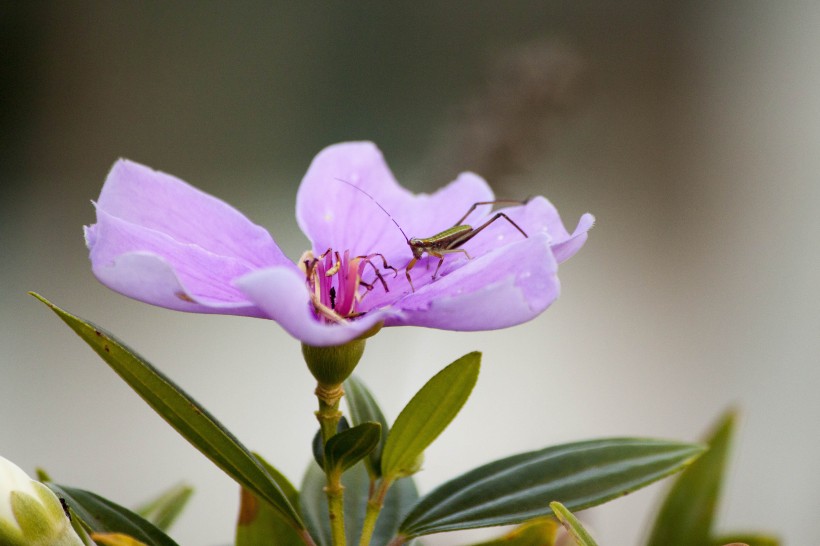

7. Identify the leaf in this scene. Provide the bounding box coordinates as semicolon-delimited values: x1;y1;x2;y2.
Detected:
300;462;419;546
381;352;480;479
399;438;705;537
345;375;390;477
711;536;779;546
236;454;305;546
33;293;304;531
46;484;179;546
550;502;598;546
467;517;559;546
312;417;350;469
645;410;735;546
135;483;193;531
91;533;150;546
325;422;382;474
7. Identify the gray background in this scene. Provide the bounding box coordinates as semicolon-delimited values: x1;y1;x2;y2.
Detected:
1;2;818;544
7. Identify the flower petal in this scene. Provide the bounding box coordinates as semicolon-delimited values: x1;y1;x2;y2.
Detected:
88;251;265;316
551;212;595;263
384;233;560;330
235;267;400;347
96;159;290;269
296;142;494;262
87;209;287;314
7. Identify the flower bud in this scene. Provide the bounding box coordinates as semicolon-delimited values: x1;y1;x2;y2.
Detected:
302;338;366;390
0;455;84;546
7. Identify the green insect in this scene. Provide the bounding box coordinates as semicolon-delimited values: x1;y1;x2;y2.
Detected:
337;179;529;292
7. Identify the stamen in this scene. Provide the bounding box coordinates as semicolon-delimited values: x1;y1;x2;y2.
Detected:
301;246;397;323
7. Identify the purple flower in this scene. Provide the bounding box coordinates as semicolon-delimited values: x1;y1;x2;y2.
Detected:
85;142;593;347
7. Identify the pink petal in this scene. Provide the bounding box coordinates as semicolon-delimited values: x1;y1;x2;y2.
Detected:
384;234;560;330
96;159;290;269
296;142;494;263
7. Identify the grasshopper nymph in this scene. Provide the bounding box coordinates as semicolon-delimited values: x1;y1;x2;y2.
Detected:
336;179;529;292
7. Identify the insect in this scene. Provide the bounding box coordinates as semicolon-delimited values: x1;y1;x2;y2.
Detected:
336;179;529;292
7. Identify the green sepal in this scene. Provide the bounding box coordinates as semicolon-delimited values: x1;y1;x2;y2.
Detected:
344;375;390;478
300;462;419;546
399;438;704;537
46;484;179;546
381;352;480;480
325;422;382;474
467;517;559;546
710;535;779;546
134;484;193;532
302;340;366;387
236;454;304;546
33;293;305;532
550;502;599;546
645;410;735;546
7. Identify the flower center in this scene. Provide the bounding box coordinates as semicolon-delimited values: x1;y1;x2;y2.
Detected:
300;249;397;323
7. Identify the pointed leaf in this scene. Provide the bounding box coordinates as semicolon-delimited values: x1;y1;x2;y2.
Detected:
33;293;304;531
135;484;193;531
345;375;390;477
312;418;350;469
711;535;779;546
381;352;480;479
467;517;559;546
46;484;179;546
300;462;419;546
399;438;704;537
325;422;381;474
236;453;305;546
91;533;150;546
550;502;598;546
645;410;735;546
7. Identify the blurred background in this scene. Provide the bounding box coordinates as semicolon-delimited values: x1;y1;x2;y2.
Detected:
2;2;818;544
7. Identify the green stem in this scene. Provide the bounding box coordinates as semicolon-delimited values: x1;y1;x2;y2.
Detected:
316;383;344;443
326;471;347;546
358;478;392;546
316;383;346;546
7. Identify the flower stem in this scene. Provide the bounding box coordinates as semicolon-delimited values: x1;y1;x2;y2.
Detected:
316;383;344;443
358;478;392;546
325;470;347;546
316;383;346;546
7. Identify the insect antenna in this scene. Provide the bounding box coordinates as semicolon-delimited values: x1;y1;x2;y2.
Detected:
334;178;410;243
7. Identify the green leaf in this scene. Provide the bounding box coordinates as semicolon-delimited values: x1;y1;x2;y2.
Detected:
344;375;390;477
645;410;735;546
33;293;304;531
399;438;705;537
300;462;419;546
711;535;779;546
467;517;559;546
325;422;382;474
135;483;193;531
381;352;480;479
312;418;350;469
90;533;150;546
46;484;179;546
550;502;598;546
236;454;305;546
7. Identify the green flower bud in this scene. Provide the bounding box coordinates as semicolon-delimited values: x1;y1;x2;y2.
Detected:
0;455;84;546
302;338;366;391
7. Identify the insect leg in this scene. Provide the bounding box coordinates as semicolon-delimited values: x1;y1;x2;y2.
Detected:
452;199;530;227
431;248;470;279
405;256;420;292
451;212;529;249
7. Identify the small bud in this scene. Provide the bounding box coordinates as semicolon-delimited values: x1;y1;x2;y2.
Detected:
0;455;84;546
302;338;366;390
